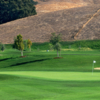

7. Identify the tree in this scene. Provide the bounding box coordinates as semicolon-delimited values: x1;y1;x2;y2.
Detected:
14;34;24;56
50;33;61;45
49;43;53;51
50;32;62;57
23;40;28;50
1;44;5;51
27;39;32;51
54;43;61;57
0;0;37;24
13;37;17;49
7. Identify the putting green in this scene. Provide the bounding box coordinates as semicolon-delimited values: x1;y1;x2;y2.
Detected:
0;71;100;81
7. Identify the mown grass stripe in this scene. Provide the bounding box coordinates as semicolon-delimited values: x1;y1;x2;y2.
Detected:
0;71;100;81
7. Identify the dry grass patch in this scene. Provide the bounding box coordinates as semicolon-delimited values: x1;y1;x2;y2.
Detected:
35;2;84;13
62;48;93;51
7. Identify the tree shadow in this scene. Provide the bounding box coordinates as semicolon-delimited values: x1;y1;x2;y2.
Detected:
0;57;13;62
7;58;51;68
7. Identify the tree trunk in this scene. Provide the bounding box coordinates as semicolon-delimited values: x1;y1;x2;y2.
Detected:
57;50;59;57
21;50;23;56
30;47;31;51
60;50;61;57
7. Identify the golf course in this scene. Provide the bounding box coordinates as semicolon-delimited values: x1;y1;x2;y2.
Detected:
0;42;100;100
1;0;100;99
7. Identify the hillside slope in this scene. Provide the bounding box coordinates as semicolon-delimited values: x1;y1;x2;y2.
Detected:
76;9;100;40
34;0;100;13
35;0;84;13
0;4;100;44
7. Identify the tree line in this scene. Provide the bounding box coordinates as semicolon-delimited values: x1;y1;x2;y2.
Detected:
13;33;62;57
0;0;37;24
0;33;62;57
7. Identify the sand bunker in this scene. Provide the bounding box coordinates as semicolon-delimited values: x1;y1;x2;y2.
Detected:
94;68;100;70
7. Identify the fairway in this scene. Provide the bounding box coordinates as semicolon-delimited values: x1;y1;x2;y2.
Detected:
0;49;100;100
0;71;100;100
0;71;100;81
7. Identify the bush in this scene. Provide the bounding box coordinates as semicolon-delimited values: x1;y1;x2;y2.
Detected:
1;44;5;51
0;0;37;24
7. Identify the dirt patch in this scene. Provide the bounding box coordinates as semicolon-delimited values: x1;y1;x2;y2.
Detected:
20;56;26;58
94;68;100;70
54;57;63;59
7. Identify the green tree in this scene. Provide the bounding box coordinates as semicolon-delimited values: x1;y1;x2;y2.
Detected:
1;44;5;51
49;43;53;51
0;0;37;24
0;42;2;49
23;40;28;50
54;43;61;57
27;39;32;51
14;34;24;56
13;37;17;49
50;33;61;45
50;33;62;57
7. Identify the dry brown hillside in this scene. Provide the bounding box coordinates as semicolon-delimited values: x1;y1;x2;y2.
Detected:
34;0;86;13
0;0;100;44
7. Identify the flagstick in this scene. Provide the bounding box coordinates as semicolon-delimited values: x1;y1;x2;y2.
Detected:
92;60;96;75
92;63;94;75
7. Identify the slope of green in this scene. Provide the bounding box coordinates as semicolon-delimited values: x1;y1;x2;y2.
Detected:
1;71;100;81
0;74;100;100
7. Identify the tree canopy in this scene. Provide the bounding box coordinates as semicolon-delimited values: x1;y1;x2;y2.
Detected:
50;33;62;57
27;39;32;51
0;0;37;24
14;34;24;56
50;33;62;45
15;34;24;50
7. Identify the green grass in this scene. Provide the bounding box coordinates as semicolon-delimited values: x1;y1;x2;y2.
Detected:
0;74;100;100
0;48;100;99
0;71;100;81
4;39;100;50
0;50;100;72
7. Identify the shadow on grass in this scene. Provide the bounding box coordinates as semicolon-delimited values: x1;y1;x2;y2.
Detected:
0;56;22;62
24;77;100;87
0;57;13;62
6;58;51;68
0;74;20;80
